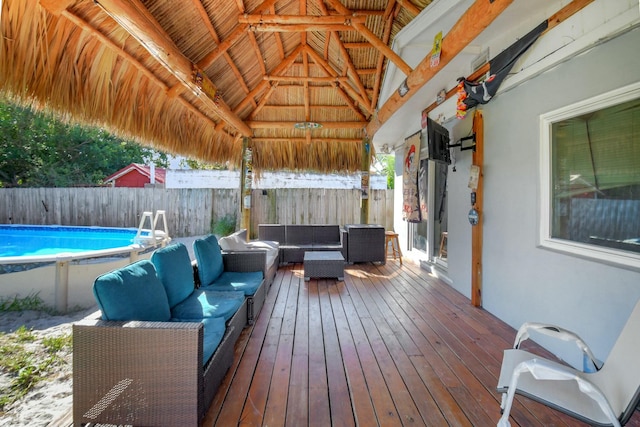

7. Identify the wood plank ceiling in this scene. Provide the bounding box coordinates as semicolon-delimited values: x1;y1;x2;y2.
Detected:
4;0;429;171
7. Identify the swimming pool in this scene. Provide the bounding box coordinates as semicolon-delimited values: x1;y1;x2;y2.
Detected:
0;219;170;312
0;225;143;258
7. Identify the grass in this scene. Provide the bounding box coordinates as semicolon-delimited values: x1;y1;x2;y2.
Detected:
0;293;47;312
0;295;73;412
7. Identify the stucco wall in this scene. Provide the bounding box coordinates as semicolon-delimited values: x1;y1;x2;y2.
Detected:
477;27;640;361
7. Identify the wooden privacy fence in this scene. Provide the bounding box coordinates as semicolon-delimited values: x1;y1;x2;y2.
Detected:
0;188;393;238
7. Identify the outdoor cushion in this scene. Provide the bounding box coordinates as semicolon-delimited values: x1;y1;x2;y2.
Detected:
194;235;225;286
93;260;171;322
172;316;226;365
218;233;247;251
220;236;279;268
202;271;264;296
171;289;245;321
150;242;196;308
245;240;279;267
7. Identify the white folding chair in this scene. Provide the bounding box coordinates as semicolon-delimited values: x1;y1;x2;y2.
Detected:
497;299;640;427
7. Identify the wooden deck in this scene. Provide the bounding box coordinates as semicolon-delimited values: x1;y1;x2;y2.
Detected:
202;260;640;427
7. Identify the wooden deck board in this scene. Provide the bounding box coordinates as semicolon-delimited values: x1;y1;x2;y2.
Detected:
203;260;640;427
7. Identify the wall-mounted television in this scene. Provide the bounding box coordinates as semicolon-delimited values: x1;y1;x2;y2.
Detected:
426;116;451;165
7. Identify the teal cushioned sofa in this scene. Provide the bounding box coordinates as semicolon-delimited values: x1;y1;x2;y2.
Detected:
193;235;267;325
73;255;239;427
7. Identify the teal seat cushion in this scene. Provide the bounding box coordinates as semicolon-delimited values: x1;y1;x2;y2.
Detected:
171;290;245;321
202;271;263;296
193;235;224;287
150;243;195;308
93;260;171;321
172;317;226;365
200;317;225;365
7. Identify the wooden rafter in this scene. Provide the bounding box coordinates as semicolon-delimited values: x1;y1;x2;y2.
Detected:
235;44;306;114
197;0;278;70
248;82;280;121
59;8;233;140
264;76;350;83
93;0;252;136
252;137;363;143
324;0;413;77
269;4;286;59
238;15;367;25
396;0;420;16
247;31;267;76
304;46;372;116
420;0;596;119
247;121;366;129
367;0;514;138
38;0;74;14
261;105;355;112
371;1;398;112
192;0;255;107
317;0;371;111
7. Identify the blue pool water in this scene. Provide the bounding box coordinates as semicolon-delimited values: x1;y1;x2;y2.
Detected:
0;225;143;257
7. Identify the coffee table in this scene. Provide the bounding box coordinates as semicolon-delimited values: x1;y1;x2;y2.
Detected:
303;251;345;281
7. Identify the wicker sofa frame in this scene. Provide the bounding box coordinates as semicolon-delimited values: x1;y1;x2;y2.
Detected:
194;247;268;325
259;223;385;264
73;319;236;426
258;224;347;264
73;246;267;426
219;229;279;288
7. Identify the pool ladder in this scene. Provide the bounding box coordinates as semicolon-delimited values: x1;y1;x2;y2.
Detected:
134;210;170;245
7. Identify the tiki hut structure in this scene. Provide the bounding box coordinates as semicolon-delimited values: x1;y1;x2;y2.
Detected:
0;0;432;173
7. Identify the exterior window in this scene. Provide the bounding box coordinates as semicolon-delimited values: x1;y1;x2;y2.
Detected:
540;83;640;269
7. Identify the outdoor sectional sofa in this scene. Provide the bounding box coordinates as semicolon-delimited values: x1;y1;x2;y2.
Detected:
73;240;267;426
258;224;346;264
258;223;386;264
193;234;267;325
217;228;279;287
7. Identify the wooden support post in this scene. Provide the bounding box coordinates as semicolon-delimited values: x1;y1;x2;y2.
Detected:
240;137;252;236
471;110;484;307
360;139;371;224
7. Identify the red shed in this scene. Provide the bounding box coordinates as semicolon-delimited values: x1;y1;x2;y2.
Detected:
103;163;166;188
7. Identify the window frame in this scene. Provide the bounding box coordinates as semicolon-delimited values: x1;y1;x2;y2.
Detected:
539;81;640;270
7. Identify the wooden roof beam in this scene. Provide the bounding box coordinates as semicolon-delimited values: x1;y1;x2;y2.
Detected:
367;0;514;138
247;121;366;129
191;0;255;107
316;1;371;110
252;137;363;143
419;0;596;118
235;44;305;113
38;0;75;15
248;82;279;121
396;0;420;16
94;0;252;136
261;105;355;111
248;23;357;32
59;8;233;140
264;76;350;83
371;2;398;110
197;0;279;69
323;0;413;76
239;15;367;25
304;46;372;116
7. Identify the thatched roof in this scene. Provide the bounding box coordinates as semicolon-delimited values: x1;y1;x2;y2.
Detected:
0;0;433;172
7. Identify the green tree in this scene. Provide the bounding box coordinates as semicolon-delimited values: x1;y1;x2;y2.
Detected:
374;154;395;189
0;102;168;187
